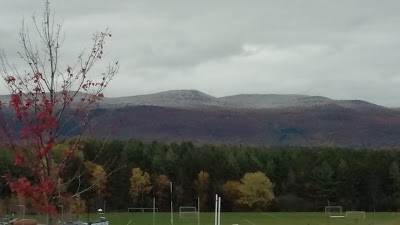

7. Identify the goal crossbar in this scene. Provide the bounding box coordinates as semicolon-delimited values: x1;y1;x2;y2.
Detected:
128;207;158;212
325;206;342;213
179;206;197;212
345;211;366;219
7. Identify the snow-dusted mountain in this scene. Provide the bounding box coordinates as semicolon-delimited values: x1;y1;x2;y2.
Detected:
100;90;222;109
98;89;384;110
0;89;386;111
1;89;400;147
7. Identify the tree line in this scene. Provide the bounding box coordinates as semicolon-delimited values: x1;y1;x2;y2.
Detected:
1;139;400;213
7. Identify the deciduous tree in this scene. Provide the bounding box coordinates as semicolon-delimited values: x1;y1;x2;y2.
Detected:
69;195;86;220
238;171;275;209
129;168;152;206
0;1;118;224
153;174;170;209
195;171;210;211
222;180;242;207
84;162;107;209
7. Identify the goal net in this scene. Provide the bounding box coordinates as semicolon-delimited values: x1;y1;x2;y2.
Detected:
179;206;198;219
346;211;365;219
325;206;344;218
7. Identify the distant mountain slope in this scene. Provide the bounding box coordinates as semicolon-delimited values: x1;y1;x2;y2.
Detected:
220;94;322;109
88;104;400;147
91;90;399;147
221;94;384;110
1;90;387;111
0;95;10;104
2;89;399;147
98;90;386;111
101;90;223;109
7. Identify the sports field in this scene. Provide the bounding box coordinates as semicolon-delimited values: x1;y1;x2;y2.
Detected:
50;212;400;225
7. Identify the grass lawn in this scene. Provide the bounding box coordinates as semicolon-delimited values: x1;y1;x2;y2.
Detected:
32;212;400;225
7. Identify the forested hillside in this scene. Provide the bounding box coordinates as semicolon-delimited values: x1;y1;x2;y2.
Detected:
1;139;399;213
87;104;400;147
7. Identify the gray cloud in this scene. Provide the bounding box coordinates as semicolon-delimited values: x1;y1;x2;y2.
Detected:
1;0;400;106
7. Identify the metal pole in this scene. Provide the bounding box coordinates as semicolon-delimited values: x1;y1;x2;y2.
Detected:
197;197;200;225
218;197;221;225
214;195;218;225
170;182;173;225
153;198;155;225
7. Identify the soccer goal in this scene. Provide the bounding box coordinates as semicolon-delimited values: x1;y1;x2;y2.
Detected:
179;206;198;218
325;206;344;218
346;211;366;219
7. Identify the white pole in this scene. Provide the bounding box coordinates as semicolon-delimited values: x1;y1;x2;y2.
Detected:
170;182;173;225
197;197;200;225
214;195;218;225
153;198;156;225
218;197;221;225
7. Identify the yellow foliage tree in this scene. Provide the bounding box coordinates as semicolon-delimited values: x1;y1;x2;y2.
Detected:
222;180;242;206
84;162;107;209
238;172;275;209
130;168;152;206
69;195;86;220
84;162;107;194
195;171;210;210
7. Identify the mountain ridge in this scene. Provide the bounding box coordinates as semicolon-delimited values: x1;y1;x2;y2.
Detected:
1;89;400;147
97;89;385;111
0;89;388;111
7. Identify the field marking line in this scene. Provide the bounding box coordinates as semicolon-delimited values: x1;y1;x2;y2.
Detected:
262;212;277;218
126;219;133;225
244;219;256;225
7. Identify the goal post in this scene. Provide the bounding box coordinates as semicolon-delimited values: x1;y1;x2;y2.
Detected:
325;206;344;218
179;197;200;225
324;205;342;213
127;198;157;225
127;207;159;212
345;211;366;219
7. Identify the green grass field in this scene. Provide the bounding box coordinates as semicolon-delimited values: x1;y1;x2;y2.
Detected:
37;212;400;225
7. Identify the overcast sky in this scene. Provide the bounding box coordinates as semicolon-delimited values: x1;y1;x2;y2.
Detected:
1;0;400;106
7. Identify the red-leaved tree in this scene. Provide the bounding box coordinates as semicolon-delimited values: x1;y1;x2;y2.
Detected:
0;1;118;224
